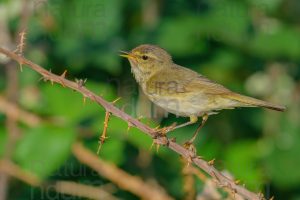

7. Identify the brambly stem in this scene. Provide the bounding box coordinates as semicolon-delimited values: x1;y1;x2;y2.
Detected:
0;47;264;200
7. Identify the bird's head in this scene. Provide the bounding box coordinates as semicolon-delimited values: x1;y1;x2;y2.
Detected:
120;44;173;83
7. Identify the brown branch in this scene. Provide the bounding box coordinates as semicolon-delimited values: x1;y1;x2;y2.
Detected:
188;165;245;200
181;159;196;200
0;95;42;127
0;160;40;187
0;0;32;198
0;47;264;200
97;111;111;154
54;181;119;200
0;160;118;200
73;142;173;200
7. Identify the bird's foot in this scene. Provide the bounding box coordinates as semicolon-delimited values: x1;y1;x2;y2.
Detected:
183;141;197;159
150;135;169;153
154;122;177;135
150;124;175;152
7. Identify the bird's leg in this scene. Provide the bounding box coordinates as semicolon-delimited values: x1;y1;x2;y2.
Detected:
184;114;208;146
183;114;208;158
172;115;198;130
152;116;198;150
154;115;198;134
153;122;176;136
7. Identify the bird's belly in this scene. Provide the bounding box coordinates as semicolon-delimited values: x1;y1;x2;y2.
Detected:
147;93;210;117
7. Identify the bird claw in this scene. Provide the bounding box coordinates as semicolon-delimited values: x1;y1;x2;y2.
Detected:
183;141;197;159
150;136;169;153
154;122;177;135
150;127;171;152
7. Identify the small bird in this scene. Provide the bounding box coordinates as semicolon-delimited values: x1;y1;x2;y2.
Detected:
120;44;286;145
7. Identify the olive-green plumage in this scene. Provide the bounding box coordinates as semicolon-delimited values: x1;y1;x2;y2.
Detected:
121;44;285;143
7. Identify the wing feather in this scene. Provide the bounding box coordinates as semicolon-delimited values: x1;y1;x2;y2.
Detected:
146;64;232;97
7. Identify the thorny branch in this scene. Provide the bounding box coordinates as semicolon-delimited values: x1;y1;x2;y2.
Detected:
0;95;42;127
0;160;40;187
0;160;119;200
73;142;173;200
0;0;31;198
54;181;120;200
97;111;111;154
0;47;265;200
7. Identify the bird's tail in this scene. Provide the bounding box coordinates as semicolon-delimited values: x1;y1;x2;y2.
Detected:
225;93;286;112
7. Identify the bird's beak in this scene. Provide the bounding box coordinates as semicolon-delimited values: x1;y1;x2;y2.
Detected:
119;50;135;59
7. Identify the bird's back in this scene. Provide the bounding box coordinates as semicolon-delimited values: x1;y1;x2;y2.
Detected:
143;64;285;116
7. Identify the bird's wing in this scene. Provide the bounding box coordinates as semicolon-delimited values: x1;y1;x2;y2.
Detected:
146;65;286;112
146;64;233;97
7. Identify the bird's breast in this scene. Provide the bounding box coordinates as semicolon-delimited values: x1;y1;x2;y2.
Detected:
143;90;211;117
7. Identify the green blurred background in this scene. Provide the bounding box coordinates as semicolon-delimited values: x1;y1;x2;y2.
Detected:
0;0;300;199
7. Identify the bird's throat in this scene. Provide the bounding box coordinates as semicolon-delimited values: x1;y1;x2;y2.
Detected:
131;65;152;85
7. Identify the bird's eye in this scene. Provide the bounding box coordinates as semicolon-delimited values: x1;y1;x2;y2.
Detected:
142;55;148;60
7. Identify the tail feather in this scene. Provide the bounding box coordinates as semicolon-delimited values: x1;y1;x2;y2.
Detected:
225;93;286;112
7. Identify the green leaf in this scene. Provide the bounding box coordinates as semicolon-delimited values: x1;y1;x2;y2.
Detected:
40;81;115;122
51;0;123;41
0;127;7;158
126;118;155;151
200;0;250;45
14;125;75;179
247;0;282;13
93;50;122;75
250;27;300;59
90;138;125;165
224;140;264;190
264;127;300;188
158;16;206;56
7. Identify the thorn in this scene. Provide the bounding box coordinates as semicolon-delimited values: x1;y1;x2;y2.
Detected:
59;70;67;87
97;111;111;154
97;135;109;155
137;115;144;121
170;137;176;142
257;192;265;199
234;179;240;185
149;133;169;153
149;140;156;151
149;137;160;152
47;69;54;85
186;156;192;167
38;76;44;82
38;75;54;85
149;141;161;153
231;188;238;198
83;96;87;105
154;125;160;130
196;155;203;160
75;78;87;88
208;158;215;166
97;143;103;155
156;143;160;153
269;196;274;200
60;70;67;78
112;97;121;104
19;63;23;72
15;30;26;56
127;122;133;134
183;142;197;158
60;80;65;87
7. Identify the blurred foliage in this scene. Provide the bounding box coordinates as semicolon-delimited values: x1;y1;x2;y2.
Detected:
0;0;300;199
